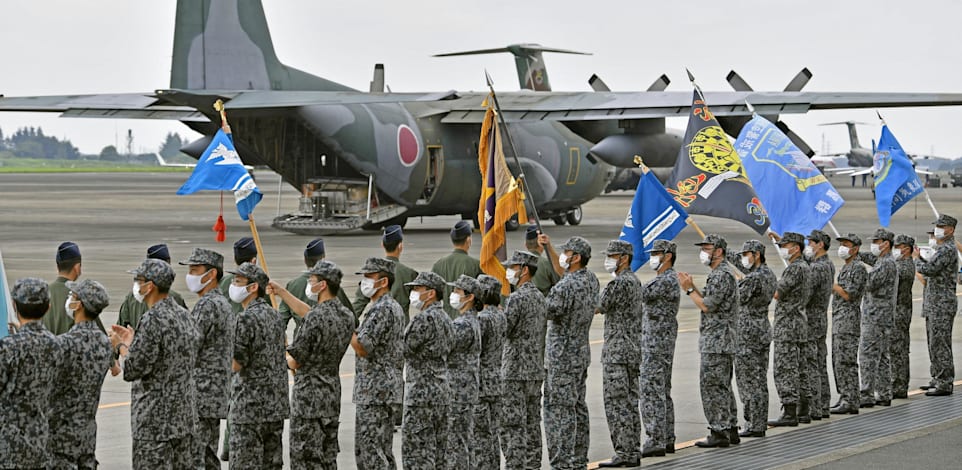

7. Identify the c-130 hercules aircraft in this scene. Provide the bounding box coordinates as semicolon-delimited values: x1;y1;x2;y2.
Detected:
2;0;962;235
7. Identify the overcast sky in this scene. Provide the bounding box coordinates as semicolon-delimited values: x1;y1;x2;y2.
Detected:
1;0;961;158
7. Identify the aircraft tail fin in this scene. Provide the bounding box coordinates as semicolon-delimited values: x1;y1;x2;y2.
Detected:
819;121;870;150
170;0;354;92
434;44;590;91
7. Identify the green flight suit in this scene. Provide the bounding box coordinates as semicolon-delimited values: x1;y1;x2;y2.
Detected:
532;252;561;296
45;276;106;335
431;249;483;318
116;290;187;330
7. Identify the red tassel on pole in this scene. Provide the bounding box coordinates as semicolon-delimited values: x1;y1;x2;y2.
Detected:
213;191;227;242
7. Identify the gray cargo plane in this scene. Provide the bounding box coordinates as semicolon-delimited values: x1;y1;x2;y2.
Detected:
2;0;962;235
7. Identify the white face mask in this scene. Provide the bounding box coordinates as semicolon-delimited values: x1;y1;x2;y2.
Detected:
132;281;145;303
837;246;851;260
648;255;662;271
360;278;378;298
740;255;752;269
409;291;425;311
558;253;570;270
870;243;881;256
778;247;791;260
229;284;252;304
699;250;712;266
803;245;815;259
185;270;212;294
304;281;319;302
934;227;946;240
449;292;464;310
603;257;618;274
65;295;77;319
505;268;520;286
892;250;903;261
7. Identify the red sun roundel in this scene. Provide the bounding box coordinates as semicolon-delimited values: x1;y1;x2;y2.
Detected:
397;125;420;167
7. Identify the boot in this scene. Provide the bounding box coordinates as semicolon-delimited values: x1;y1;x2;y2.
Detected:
739;429;765;438
728;427;741;445
768;404;799;427
829;401;859;415
694;429;730;448
798;400;812;424
665;441;675;454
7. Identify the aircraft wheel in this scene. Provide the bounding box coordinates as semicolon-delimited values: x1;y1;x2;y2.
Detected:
505;215;520;232
552;216;567;226
566;206;583;226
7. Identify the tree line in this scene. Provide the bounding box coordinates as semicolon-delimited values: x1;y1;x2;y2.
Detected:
0;126;193;163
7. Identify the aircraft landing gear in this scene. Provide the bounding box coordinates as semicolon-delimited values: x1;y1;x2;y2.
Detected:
566;206;582;226
552;216;567;226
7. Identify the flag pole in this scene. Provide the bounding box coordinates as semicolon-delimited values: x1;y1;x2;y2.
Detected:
635;155;708;240
827;221;842;238
213;99;279;310
484;70;542;231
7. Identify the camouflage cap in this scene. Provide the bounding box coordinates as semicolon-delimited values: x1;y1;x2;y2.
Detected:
646;239;676;254
694;233;728;251
66;279;109;314
740;240;766;254
11;277;49;305
227;262;269;287
603;240;633;256
501;250;539;268
894;234;916;247
836;233;862;246
806;229;831;247
870;228;895;243
933;214;958;228
127;258;175;290
178;248;224;271
404;271;446;293
447;274;481;295
355;257;396;275
477;274;502;300
560;236;592;258
305;260;342;284
776;232;805;247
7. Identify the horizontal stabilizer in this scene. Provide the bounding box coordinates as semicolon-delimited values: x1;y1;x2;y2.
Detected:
433;44;591;57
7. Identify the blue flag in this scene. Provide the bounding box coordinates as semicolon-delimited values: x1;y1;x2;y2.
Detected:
734;115;845;235
0;249;14;338
619;170;689;271
873;125;923;227
177;130;262;221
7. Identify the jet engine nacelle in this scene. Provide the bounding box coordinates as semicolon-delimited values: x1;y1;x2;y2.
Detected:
588;132;683;168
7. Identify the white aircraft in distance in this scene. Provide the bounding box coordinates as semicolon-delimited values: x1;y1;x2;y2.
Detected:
154;153;253;170
815;121;932;177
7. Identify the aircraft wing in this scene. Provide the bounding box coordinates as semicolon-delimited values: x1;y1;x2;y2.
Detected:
0;93;211;121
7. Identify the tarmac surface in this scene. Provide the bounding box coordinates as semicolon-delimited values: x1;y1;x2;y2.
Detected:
2;170;961;469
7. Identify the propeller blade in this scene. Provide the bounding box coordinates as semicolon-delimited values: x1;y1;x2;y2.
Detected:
646;74;670;92
775;121;816;157
726;70;753;92
588;74;611;92
369;64;385;93
783;68;812;92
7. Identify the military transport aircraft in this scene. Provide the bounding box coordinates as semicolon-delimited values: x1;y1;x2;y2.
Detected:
2;0;962;235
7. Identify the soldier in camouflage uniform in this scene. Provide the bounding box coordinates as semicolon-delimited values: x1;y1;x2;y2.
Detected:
733;241;776;438
444;275;483;469
49;279;112;469
348;257;405;470
402;271;454;470
0;278;61;468
117;244;188;330
597;240;643;468
679;234;738;448
219;237;260;315
803;230;835;421
524;225;561;295
915;214;959;396
769;232;811;427
891;234;916;399
177;248;233;470
433;221;483;318
226;263;289;469
270;260;357;469
354;226;419;320
500;250;547;470
111;259;198;469
829;234;868;414
475;274;506;470
859;228;898;407
544;235;599;469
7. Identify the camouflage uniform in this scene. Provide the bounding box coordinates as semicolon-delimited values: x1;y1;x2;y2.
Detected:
475;275;506;470
892;235;916;397
402;272;454;470
831;237;868;409
49;280;112;469
190;291;233;469
229;272;290;470
500;252;546;470
544;237;599;470
444;275;482;469
284;272;356;329
773;240;811;408
0;278;61;468
354;291;405;470
640;242;679;452
805;241;835;418
598;240;643;462
123;259;199;470
288;284;357;470
915;222;958;393
860;230;898;404
733;242;776;434
117;289;188;330
46;276;108;335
